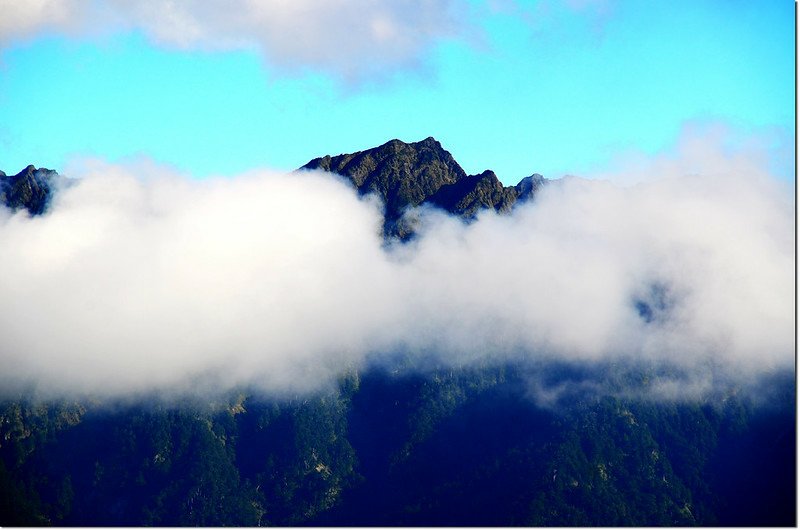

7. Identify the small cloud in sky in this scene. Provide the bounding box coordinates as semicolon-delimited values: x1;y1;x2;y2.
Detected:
587;121;795;185
0;0;470;83
486;0;616;41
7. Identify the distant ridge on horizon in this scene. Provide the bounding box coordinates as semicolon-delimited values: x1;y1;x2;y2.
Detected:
3;137;546;239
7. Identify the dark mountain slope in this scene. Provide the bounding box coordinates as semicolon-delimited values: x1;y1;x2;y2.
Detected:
426;169;545;218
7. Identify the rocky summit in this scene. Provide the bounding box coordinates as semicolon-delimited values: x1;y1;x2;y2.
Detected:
301;137;545;237
0;165;59;215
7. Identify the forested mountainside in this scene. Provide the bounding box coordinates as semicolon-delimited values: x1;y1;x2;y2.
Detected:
0;366;795;526
0;139;795;526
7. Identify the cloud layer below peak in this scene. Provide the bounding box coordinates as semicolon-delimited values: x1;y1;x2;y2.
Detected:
0;131;793;400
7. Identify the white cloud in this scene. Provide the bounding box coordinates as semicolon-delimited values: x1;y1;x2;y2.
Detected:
0;0;467;82
0;129;793;399
0;0;79;43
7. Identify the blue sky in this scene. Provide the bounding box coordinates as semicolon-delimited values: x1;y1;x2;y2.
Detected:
0;0;794;184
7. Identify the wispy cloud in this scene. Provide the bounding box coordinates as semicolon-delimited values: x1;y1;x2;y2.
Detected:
0;0;469;83
0;127;792;399
486;0;616;41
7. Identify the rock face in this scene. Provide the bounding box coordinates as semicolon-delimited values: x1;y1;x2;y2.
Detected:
0;165;59;215
427;170;545;218
301;137;546;236
302;137;467;222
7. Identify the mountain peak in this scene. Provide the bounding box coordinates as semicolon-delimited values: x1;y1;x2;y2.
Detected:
301;138;546;237
415;136;442;148
301;137;467;223
515;174;545;201
0;165;60;215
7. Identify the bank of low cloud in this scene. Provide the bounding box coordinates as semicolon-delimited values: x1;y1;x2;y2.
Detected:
0;138;793;398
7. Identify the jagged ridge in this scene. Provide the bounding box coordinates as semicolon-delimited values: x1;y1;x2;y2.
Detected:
3;138;546;228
